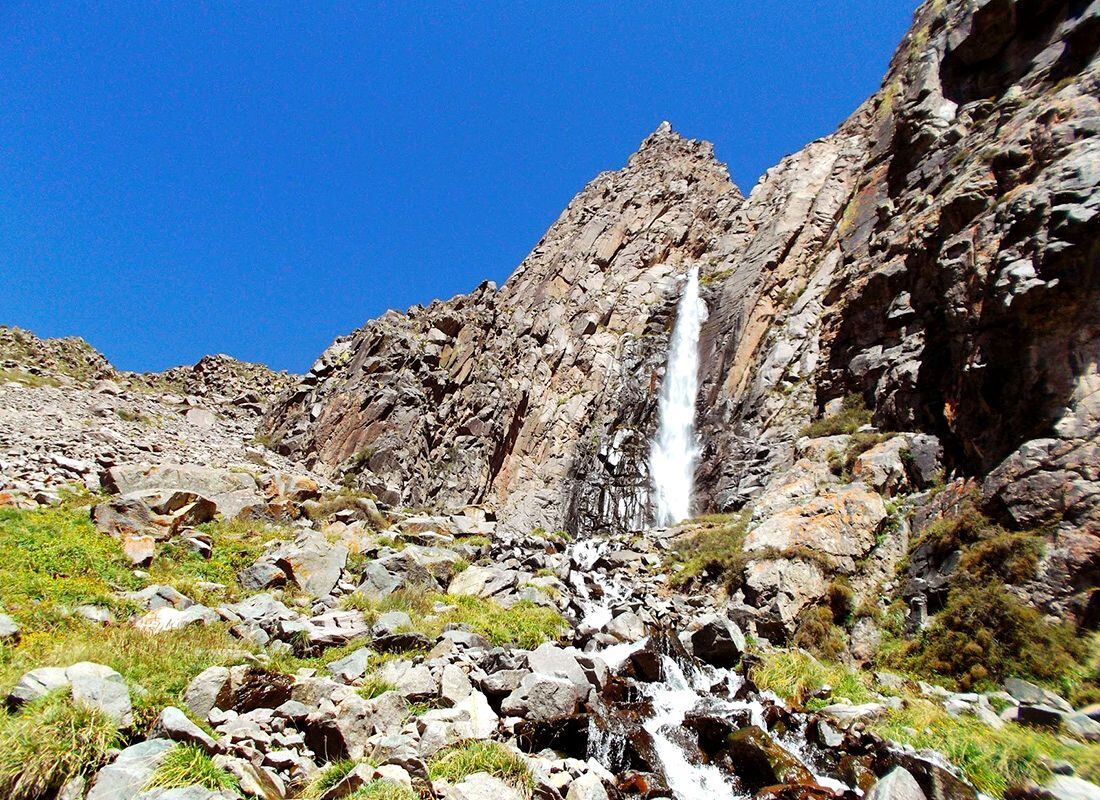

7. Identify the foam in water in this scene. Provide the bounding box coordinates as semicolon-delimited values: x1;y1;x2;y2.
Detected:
650;265;707;526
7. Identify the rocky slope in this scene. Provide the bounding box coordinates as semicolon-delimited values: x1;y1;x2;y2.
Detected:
0;326;308;501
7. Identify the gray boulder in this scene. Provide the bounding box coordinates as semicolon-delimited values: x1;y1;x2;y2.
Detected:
501;673;580;721
151;706;219;754
67;662;132;726
86;739;176;800
866;768;926;800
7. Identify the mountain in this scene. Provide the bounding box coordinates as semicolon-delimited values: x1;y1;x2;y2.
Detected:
263;0;1100;541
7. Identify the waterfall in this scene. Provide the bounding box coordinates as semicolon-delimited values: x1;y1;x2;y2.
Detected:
649;266;706;526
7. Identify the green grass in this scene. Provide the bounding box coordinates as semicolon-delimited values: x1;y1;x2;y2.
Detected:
751;649;1100;796
302;759;361;799
0;691;124;800
145;744;240;793
343;591;566;649
800;393;872;438
358;676;397;700
0;368;61;388
0;622;250;730
874;699;1099;796
428;741;533;794
668;511;750;588
346;780;418;800
0;506;143;631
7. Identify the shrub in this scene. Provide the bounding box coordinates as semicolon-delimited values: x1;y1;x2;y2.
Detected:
800;393;872;438
893;582;1084;690
0;692;123;799
957;532;1041;585
428;741;533;794
792;605;846;661
146;744;239;792
827;577;855;622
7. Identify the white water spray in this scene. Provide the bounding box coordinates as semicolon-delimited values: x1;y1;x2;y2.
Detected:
649;266;707;526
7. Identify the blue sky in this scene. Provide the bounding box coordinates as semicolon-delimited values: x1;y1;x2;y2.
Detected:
0;2;917;373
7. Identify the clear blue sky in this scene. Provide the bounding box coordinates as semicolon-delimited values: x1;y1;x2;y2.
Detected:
1;2;917;373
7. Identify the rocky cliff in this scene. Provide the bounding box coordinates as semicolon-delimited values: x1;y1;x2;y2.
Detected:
264;0;1100;546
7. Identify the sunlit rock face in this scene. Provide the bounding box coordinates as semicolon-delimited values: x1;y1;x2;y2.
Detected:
266;0;1100;547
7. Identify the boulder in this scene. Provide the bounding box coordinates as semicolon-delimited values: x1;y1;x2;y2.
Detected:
444;772;524;800
866;768;926;800
501;673;581;721
184;666;233;719
723;726;813;791
134;605;218;633
151;706;219;754
689;616;746;667
327;647;373;684
448;566;519;598
566;772;609;800
8;665;70;708
273;532;348;598
102;463;263;519
85;739;176;800
1045;776;1100;800
67;661;133;726
0;612;20;643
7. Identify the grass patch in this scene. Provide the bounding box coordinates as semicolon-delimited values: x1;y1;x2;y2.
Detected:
358;676;397;700
148;517;296;603
0;623;249;729
302;759;360;799
343;592;566;649
801;393;872;438
669;511;750;588
0;692;124;800
428;740;533;794
146;744;240;792
791;606;846;661
346;780;418;800
0;506;142;631
753;649;1100;796
0;368;61;388
751;649;877;707
873;698;1099;796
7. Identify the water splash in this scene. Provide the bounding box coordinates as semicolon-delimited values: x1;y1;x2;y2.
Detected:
650;266;707;526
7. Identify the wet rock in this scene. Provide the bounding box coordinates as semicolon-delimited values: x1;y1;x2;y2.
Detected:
689;615;746;667
723;726;813;792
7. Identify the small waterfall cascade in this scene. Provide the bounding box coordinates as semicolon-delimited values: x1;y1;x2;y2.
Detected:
649;265;707;527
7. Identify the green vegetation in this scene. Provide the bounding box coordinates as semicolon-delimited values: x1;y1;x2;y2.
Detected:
344;590;566;650
0;692;124;800
358;676;398;700
346;780;418;800
800;393;872;438
791;605;846;661
303;759;360;799
428;740;533;794
146;744;240;793
888;582;1084;691
752;649;1100;796
148;517;297;603
669;511;750;588
0;506;142;631
306;488;388;528
0;368;61;388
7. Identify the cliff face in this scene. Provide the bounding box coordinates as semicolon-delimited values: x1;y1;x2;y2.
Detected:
263;124;743;533
263;0;1100;541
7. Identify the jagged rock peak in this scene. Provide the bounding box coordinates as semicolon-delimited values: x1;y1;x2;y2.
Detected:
627;120;730;182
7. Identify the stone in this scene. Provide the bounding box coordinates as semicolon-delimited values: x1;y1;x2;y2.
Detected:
152;706;220;754
0;612;20;642
566;772;609;800
1045;776;1100;800
445;772;524;800
866;768;926;800
817;703;888;725
67;661;132;726
103;463;263;520
184;666;233;719
273;532;348;598
447;566;519;598
441;663;474;706
526;643;592;693
8;665;70;707
689;615;745;667
327;646;373;684
501;673;580;721
723;726;813;791
134;604;218;633
86;739;176;800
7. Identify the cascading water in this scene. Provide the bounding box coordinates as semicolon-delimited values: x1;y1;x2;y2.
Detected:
649;265;707;526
